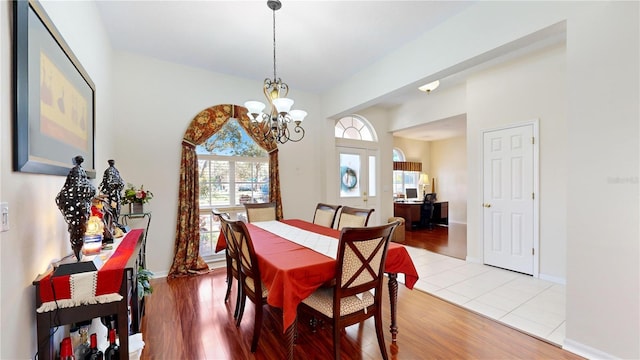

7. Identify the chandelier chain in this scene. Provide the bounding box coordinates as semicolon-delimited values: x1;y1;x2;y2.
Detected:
272;6;277;81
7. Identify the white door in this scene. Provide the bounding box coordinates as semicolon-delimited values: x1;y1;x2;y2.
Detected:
483;123;536;275
337;147;379;225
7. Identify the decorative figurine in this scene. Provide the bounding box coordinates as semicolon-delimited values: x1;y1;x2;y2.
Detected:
99;159;125;231
55;155;97;261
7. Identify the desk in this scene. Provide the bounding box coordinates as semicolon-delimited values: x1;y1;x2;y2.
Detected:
394;201;449;230
33;230;144;360
215;219;418;358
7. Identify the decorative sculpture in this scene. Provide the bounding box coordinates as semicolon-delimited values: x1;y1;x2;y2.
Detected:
99;159;125;231
55;155;97;261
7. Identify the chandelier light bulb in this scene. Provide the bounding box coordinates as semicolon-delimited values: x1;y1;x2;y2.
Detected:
272;97;294;113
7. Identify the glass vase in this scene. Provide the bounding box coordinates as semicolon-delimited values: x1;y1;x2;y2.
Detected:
130;203;144;214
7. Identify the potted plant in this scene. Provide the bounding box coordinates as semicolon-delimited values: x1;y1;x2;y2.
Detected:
122;183;153;213
137;267;154;298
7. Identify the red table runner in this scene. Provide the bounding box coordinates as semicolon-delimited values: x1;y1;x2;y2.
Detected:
216;219;419;331
36;229;143;313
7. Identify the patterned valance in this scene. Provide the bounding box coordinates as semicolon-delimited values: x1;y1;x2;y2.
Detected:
393;161;422;172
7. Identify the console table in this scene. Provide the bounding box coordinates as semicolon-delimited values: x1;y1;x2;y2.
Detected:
393;201;449;231
33;230;144;360
120;211;151;268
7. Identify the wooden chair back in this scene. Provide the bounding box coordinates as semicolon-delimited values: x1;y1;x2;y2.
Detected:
335;222;397;302
225;219;268;352
336;206;374;230
227;220;264;302
312;203;342;228
244;202;277;223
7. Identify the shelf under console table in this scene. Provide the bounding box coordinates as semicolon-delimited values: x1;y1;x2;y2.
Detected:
33;229;145;360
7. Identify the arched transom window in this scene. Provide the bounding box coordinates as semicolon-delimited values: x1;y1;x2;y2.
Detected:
334;115;376;141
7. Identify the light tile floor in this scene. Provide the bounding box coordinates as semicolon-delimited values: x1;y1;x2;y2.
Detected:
399;246;566;346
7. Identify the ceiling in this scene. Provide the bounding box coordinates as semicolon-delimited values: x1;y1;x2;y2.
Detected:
94;1;561;142
95;1;473;94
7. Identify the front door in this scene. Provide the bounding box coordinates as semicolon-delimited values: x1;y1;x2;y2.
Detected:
337;146;379;225
482;123;537;275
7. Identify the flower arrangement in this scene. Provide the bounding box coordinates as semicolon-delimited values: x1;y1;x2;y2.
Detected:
122;183;153;204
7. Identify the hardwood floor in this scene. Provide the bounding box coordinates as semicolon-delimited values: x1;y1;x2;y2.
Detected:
402;223;467;260
139;268;582;359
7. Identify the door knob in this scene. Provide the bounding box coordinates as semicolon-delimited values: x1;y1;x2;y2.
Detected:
483;203;491;208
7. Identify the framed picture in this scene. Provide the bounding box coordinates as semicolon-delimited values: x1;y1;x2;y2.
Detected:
13;0;96;178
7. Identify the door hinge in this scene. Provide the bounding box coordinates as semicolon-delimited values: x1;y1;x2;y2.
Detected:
532;136;535;144
532;248;535;255
532;192;535;200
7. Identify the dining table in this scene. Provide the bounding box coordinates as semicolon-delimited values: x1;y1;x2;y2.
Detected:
215;218;419;358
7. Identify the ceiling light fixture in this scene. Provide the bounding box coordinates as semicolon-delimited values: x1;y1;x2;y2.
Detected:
418;80;440;94
245;0;307;144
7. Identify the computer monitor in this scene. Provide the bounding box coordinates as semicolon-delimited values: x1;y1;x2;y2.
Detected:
405;188;418;200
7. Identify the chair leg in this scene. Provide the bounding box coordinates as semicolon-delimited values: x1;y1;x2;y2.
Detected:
333;322;341;360
224;259;232;302
374;312;389;360
233;277;242;319
236;292;247;327
250;301;263;352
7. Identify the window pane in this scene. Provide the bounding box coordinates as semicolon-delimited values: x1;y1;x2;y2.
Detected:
199;211;216;257
340;153;360;197
368;155;376;197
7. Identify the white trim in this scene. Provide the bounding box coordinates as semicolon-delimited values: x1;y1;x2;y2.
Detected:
481;119;540;278
538;273;566;285
465;256;482;264
447;220;467;225
563;339;616;360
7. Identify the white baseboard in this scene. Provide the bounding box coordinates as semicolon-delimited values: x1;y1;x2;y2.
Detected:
563;338;616;359
466;256;482;264
538;273;566;285
448;220;467;225
152;270;169;278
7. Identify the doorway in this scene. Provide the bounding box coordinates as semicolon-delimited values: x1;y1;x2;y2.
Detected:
337;146;379;224
482;121;539;275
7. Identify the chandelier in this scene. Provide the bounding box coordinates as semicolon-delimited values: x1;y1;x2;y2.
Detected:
244;0;307;144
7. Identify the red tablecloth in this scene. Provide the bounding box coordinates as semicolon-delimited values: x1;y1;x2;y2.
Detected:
36;229;143;313
216;219;419;331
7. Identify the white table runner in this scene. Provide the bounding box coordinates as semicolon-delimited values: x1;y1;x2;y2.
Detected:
252;220;338;259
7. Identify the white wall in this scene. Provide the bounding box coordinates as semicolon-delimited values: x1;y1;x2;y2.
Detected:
430;136;467;224
323;2;638;358
466;44;567;280
564;3;639;358
110;51;324;274
0;1;115;358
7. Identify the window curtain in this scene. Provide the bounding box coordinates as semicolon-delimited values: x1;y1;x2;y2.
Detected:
393;161;422;172
168;104;283;278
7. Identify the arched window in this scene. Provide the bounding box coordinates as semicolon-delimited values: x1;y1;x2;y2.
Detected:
392;147;421;199
393;148;405;161
334;115;376;141
196;119;269;260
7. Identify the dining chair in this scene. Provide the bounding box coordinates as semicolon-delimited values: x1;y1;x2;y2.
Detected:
298;221;399;360
226;219;269;353
335;206;374;230
243;202;277;223
312;203;342;229
214;211;243;320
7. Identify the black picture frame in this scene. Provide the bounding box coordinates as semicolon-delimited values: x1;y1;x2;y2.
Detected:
13;0;96;178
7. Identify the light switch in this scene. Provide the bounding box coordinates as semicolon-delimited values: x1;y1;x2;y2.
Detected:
1;202;9;232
